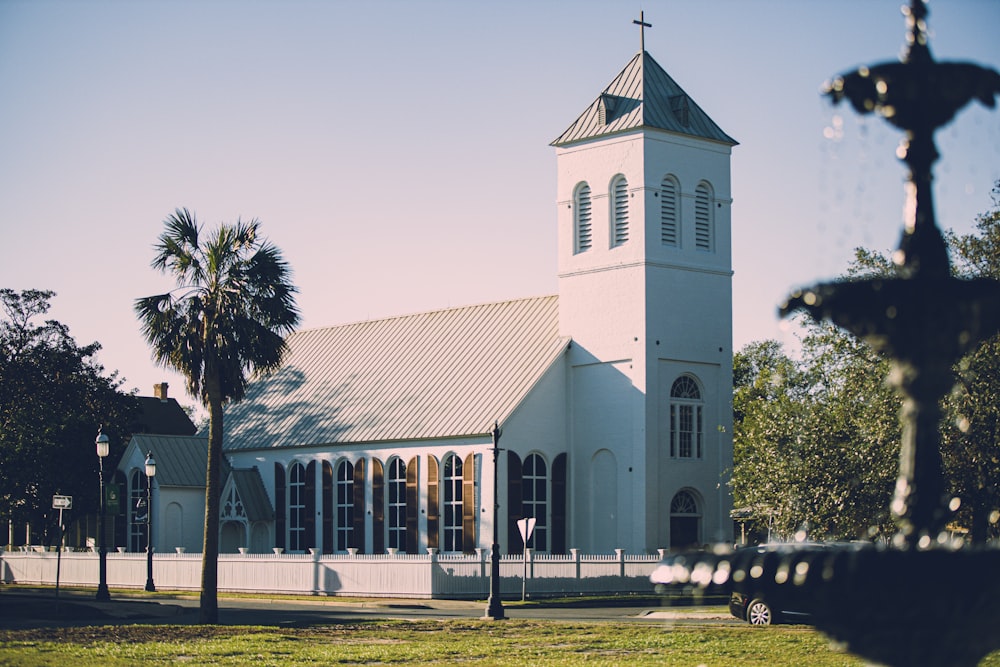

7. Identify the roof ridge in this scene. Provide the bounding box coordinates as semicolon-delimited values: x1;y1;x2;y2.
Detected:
293;293;559;336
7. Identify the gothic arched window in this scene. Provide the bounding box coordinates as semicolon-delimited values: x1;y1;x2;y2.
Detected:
288;461;306;551
387;457;407;551
336;460;354;551
442;454;463;552
523;454;548;551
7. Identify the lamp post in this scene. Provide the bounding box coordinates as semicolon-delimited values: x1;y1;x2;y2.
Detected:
144;452;156;592
484;421;505;620
94;428;110;601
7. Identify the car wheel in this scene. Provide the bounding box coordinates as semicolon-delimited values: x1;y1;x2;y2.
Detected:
746;598;775;626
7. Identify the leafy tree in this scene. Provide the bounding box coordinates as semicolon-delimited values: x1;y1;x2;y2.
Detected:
734;182;1000;544
135;209;299;624
0;289;136;545
732;324;900;542
940;183;1000;543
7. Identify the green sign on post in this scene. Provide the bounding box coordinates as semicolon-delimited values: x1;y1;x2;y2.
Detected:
105;484;121;514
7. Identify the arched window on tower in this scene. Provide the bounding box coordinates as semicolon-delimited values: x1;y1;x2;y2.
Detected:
442;454;463;553
670;376;704;459
611;175;629;247
695;182;713;251
661;175;680;247
574;183;592;253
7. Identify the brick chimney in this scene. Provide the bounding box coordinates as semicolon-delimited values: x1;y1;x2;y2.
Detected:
153;382;169;402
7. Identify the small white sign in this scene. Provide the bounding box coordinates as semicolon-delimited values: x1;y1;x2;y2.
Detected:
52;495;72;510
516;517;536;543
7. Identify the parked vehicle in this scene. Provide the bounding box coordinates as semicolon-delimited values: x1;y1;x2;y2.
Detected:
727;541;873;625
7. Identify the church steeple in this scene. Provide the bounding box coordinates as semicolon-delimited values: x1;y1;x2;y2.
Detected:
551;50;737;147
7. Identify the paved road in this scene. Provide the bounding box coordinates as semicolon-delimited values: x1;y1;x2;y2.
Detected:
0;587;736;630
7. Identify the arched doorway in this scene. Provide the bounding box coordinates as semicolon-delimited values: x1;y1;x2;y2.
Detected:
220;521;246;553
669;490;701;550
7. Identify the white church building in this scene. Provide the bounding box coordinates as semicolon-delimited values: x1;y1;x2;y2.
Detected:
146;42;737;558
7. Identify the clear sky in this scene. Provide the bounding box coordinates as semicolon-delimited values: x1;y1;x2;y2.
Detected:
2;0;998;413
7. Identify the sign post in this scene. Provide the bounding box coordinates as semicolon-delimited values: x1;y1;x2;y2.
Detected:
52;495;72;602
516;517;536;602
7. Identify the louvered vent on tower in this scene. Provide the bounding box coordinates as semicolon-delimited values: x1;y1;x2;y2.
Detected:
695;183;712;251
575;184;593;253
661;176;679;246
612;176;629;247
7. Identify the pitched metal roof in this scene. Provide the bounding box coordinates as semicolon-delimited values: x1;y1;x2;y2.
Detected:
223;295;568;451
131;396;197;436
127;434;213;487
230;467;273;521
552;51;737;147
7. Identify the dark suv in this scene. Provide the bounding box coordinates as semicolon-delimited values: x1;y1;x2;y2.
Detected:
727;542;873;625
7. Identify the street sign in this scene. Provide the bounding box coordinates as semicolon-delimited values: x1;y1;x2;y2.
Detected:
52;495;72;510
516;517;536;544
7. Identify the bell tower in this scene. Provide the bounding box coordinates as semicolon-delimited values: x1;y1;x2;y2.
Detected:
552;23;737;552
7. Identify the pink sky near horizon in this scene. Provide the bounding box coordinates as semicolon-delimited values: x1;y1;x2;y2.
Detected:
1;0;998;414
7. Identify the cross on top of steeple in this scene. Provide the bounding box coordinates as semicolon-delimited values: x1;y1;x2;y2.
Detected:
633;11;652;53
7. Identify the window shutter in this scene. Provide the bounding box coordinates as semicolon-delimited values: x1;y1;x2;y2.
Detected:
462;453;477;555
552;453;568;555
274;463;286;550
352;459;366;552
427;456;439;551
695;184;711;250
372;458;385;554
612;176;629;246
304;460;316;551
506;451;523;554
406;456;419;554
322;461;334;554
661;177;679;246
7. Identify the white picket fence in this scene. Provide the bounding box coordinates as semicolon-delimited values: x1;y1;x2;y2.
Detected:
0;548;665;599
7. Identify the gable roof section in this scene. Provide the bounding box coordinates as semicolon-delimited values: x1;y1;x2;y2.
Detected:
229;468;273;521
223;295;568;451
131;396;197;436
551;51;737;147
126;434;213;487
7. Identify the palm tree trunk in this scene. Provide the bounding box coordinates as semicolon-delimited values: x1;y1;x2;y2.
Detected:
199;377;224;624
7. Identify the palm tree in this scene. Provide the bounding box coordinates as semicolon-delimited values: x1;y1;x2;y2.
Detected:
136;208;299;623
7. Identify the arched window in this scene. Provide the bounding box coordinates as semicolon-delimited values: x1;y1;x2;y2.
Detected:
336;460;354;551
611;175;629;247
574;183;592;253
670;376;703;459
670;490;701;549
695;182;713;251
522;454;548;551
129;469;149;552
387;458;407;551
661;175;680;247
442;454;463;552
288;461;306;551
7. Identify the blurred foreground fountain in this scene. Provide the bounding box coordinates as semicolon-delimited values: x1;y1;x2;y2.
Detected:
652;2;1000;665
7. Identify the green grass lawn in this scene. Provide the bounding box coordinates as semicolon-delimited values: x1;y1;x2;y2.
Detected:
0;618;944;667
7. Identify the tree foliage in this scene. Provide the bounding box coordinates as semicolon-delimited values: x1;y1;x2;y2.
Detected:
0;289;137;544
135;208;299;623
734;182;1000;544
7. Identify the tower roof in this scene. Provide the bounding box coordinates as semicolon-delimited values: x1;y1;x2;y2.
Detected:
551;51;737;147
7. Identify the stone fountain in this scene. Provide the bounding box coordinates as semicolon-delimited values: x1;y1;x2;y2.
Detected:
652;2;1000;665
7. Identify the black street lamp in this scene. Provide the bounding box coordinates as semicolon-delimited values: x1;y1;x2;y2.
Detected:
144;452;156;592
484;421;505;620
94;428;110;601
